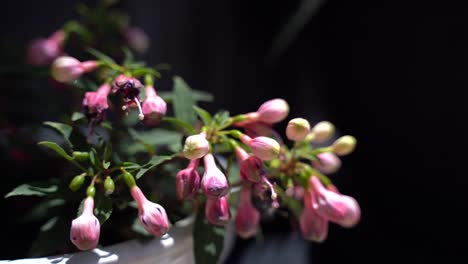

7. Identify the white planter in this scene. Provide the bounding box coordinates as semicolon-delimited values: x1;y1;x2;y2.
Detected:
1;216;235;264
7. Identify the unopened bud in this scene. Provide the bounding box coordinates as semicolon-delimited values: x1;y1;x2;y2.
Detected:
69;173;86;192
332;135;357;156
256;98;289;124
72;151;89;162
201;154;229;199
310;121;335;143
247;136;280;161
183;134;209;160
104;176;115;195
205;196;231;226
176;159;201;200
286;118;310;141
312;153;342;174
70;197;100;250
130;186;170;237
51;56;97;83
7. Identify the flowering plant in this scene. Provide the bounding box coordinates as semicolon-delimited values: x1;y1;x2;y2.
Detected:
6;1;360;263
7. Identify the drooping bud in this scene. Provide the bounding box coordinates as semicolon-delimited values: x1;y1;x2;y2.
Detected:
104;176;115;195
310;121;335;143
111;75;145;119
69;173;86;192
299;189;328;242
130;186;170;237
183;134;209;160
124;26;150;54
235;146;263;183
51;56;98;83
27;30;64;66
82;83;111;122
309;176;361;228
201;154;229;199
256;98;289;124
331;135;357;156
205;196;231;226
286;118;310;141
241;135;280;161
235;187;260;238
176;159;200;200
142;85;167;125
312;153;342;174
70;197;100;250
240;156;263;183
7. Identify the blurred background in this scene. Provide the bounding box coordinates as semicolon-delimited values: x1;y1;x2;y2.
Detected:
1;0;467;263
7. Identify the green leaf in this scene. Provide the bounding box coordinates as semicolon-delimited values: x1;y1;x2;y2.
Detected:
5;183;58;198
161;117;196;135
193;105;213;125
89;148;103;169
43;121;73;148
87;48;116;64
192;90;214;102
214;110;231;129
122;47;134;67
128;128;183;147
193;205;225;264
172;76;198;124
131;67;161;78
23;198;66;222
28;217;68;257
37;141;73;161
136;155;174;179
71;112;86;122
103;142;113;161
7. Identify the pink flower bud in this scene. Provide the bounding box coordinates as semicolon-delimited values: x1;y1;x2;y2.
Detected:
244;122;283;144
183;134;209;160
236;146;263;183
299;189;328;242
309;176;361;228
235;187;260;238
201;154;229;199
51;56;97;83
142;85;167;125
256;98;289;124
51;56;83;83
27;30;64;66
240;155;263;183
112;75;144;119
241;135;280;161
286;118;310;141
125;26;150;54
176;159;200;200
70;197;100;250
130;186;170;237
312;153;342;174
82;83;111;121
205;196;231;226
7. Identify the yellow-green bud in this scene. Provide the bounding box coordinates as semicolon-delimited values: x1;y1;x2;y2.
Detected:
311;121;335;143
104;176;115;195
72;151;89;162
69;173;86;192
86;185;96;197
286;118;311;141
183;134;209;160
332;135;357;156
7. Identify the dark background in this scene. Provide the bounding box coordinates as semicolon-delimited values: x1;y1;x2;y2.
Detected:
1;0;467;263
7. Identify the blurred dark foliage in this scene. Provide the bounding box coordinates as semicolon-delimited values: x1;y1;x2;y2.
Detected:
1;0;467;263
